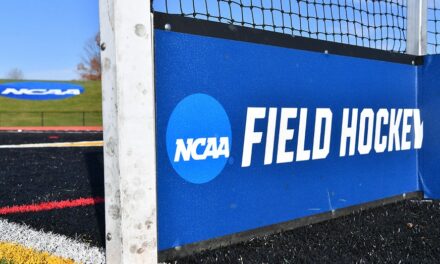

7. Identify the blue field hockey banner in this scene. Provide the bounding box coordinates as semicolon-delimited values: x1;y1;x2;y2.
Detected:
419;55;440;199
154;28;426;250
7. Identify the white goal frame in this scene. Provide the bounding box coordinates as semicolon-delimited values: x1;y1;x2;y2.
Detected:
97;0;430;263
99;0;158;263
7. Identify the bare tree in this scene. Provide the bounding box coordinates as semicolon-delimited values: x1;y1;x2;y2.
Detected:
77;33;101;80
7;68;24;80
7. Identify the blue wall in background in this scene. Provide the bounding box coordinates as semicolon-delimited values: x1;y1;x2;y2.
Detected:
155;29;422;250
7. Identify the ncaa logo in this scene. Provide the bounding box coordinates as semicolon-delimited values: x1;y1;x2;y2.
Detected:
0;82;84;101
166;93;232;184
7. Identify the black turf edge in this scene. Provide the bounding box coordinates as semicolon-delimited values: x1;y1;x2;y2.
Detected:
154;12;424;66
159;192;422;262
166;199;440;264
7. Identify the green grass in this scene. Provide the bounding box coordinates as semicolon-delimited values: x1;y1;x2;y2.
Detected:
0;79;102;126
0;258;13;264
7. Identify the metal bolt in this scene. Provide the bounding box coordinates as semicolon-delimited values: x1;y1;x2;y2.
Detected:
106;233;112;241
164;23;171;31
100;43;106;51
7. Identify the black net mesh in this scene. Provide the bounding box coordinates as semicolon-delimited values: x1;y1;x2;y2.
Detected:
153;0;408;53
428;0;440;54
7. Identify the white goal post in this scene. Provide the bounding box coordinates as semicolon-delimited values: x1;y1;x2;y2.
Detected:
99;0;158;263
96;0;430;263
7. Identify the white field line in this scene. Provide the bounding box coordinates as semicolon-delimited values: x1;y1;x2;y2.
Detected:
0;218;105;264
0;141;103;149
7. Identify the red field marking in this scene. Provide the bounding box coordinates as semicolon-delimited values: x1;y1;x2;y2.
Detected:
0;197;105;215
0;126;103;132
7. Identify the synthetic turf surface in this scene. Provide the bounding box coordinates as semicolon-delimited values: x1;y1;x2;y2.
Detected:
0;147;104;207
1;132;440;263
0;242;75;264
170;200;440;263
0;132;105;248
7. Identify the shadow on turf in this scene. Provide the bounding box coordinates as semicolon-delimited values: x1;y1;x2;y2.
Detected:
84;150;106;247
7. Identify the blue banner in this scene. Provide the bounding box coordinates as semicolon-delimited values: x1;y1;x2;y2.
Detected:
0;82;84;100
155;29;422;250
419;55;440;199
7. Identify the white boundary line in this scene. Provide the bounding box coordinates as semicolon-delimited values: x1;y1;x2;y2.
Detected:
0;219;105;264
0;141;103;149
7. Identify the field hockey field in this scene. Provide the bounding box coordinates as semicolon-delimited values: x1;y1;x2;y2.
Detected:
0;80;102;126
0;131;440;263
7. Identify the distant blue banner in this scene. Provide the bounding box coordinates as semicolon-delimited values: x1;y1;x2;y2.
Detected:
0;82;84;100
155;29;423;250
